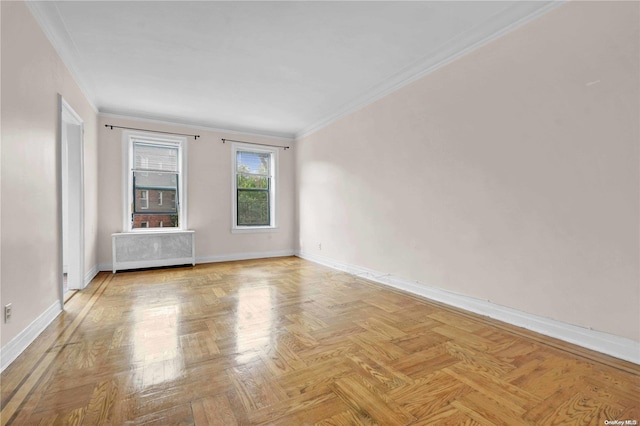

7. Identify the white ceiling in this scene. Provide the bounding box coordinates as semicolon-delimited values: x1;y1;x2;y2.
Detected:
28;1;559;139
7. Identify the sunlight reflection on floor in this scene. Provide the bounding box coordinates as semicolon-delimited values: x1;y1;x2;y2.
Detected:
132;304;183;388
235;286;275;363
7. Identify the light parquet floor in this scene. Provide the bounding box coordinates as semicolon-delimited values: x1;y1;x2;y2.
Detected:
1;257;638;425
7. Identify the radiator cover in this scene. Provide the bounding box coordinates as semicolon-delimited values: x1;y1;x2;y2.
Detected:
111;231;195;273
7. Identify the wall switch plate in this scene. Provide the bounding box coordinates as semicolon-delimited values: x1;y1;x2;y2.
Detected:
4;304;12;323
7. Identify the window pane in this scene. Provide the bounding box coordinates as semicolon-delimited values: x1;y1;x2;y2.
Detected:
133;170;178;229
237;189;269;226
133;214;178;229
133;172;178;213
237;174;268;189
134;143;178;171
237;151;270;175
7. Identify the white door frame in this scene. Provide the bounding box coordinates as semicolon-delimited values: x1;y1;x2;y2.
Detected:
58;95;85;307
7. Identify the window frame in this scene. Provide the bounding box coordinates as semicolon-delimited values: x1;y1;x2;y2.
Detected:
231;142;278;233
122;130;187;232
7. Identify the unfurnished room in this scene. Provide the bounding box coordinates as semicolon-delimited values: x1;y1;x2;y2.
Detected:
1;0;639;424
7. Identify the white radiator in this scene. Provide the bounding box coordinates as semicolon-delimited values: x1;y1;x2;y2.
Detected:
112;231;195;273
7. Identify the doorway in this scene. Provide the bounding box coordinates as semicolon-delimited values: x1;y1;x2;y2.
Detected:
59;96;85;305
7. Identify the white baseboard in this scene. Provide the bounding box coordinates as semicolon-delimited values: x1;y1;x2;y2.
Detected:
84;264;99;287
0;301;62;372
296;251;640;365
196;249;295;264
99;250;296;272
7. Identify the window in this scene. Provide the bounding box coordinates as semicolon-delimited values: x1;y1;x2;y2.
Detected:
140;190;149;209
232;143;277;231
124;131;186;231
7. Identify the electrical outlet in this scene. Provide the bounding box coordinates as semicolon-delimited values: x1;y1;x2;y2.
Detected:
318;243;322;250
4;304;12;323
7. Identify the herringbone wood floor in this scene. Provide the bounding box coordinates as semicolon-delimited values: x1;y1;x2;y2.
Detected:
1;257;638;425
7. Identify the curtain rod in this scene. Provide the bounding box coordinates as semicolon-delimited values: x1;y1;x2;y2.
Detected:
222;138;290;150
105;124;200;140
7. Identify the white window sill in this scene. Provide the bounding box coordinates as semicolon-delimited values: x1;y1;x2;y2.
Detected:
231;227;278;234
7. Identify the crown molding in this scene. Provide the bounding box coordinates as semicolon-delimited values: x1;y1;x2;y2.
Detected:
98;112;295;142
25;0;98;114
295;1;565;140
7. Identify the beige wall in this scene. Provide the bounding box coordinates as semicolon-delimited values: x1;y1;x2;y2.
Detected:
97;116;295;267
296;1;639;342
1;2;99;345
